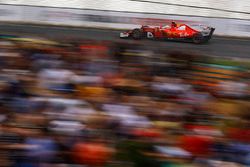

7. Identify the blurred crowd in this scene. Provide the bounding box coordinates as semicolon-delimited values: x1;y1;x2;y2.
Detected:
0;38;250;167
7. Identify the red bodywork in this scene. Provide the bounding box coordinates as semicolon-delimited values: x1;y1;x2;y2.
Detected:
120;23;215;43
141;24;198;39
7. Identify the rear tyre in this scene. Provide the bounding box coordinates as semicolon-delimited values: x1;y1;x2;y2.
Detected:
132;28;143;40
193;33;204;44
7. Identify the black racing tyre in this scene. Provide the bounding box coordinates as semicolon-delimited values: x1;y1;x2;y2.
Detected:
193;33;205;44
132;28;143;40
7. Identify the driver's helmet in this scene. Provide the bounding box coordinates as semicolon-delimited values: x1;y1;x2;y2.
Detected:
171;21;177;27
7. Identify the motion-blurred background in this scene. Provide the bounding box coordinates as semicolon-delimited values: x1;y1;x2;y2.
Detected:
0;1;250;167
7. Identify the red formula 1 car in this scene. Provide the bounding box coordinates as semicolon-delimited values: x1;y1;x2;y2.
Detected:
120;22;215;44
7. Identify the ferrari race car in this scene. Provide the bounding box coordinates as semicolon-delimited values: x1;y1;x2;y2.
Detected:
120;22;215;44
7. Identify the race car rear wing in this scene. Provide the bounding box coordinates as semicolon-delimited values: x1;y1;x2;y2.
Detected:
208;27;215;40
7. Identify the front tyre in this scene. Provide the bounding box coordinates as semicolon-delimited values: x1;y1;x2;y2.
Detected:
193;33;205;44
132;28;143;40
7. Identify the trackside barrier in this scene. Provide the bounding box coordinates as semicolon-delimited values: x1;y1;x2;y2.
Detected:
0;4;250;37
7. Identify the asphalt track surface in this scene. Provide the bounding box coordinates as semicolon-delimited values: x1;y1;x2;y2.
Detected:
0;23;250;58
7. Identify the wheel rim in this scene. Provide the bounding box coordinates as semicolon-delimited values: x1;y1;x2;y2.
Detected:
133;30;141;38
194;34;203;43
